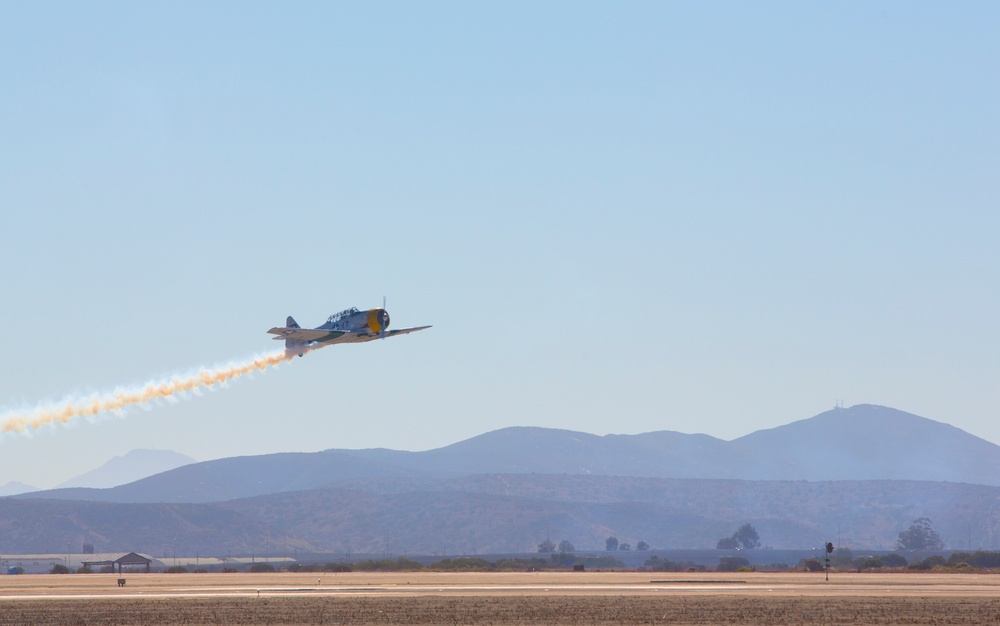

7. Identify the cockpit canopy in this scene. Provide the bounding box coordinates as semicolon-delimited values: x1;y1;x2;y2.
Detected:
327;307;360;324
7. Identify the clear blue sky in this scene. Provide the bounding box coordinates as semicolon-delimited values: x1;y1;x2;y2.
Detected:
1;2;998;488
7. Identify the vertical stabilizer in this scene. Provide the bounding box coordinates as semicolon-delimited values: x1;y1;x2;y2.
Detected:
284;316;306;355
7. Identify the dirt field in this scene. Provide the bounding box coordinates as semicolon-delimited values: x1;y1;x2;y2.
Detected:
3;571;1000;624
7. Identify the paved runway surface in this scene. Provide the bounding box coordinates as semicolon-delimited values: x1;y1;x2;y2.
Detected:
3;571;1000;598
4;571;1000;624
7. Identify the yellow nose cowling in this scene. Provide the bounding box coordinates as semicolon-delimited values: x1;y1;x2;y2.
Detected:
366;308;390;333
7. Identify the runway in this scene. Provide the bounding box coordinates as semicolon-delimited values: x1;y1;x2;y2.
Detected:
3;570;1000;599
4;572;1000;624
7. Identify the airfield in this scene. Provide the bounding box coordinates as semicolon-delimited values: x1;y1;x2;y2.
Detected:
2;571;1000;624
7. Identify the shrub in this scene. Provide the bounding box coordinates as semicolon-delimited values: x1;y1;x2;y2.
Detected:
75;566;94;574
761;563;790;572
322;563;351;572
430;558;493;571
910;555;946;571
717;556;750;572
644;556;704;572
165;566;188;574
799;558;823;572
952;550;1000;569
250;563;275;573
492;558;549;571
50;564;70;574
352;558;423;572
855;556;883;570
575;555;625;569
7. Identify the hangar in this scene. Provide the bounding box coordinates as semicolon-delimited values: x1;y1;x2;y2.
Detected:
80;552;152;574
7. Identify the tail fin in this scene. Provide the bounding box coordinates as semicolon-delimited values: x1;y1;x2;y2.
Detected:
284;316;305;355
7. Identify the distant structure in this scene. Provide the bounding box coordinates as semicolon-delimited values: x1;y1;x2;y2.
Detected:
81;552;152;574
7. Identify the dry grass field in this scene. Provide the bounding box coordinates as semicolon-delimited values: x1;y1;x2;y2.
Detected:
2;571;1000;624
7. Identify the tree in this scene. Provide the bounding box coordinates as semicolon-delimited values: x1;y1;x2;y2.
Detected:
605;536;619;552
636;541;650;551
619;542;631;551
716;536;739;550
896;518;945;551
557;540;575;553
50;564;70;574
537;539;556;553
733;523;760;549
830;547;854;569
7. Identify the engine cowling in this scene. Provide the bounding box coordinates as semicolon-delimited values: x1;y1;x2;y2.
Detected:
366;308;390;333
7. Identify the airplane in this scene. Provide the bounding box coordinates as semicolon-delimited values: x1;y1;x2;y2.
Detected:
267;305;430;357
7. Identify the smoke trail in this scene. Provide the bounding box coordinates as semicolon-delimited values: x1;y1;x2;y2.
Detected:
1;349;299;435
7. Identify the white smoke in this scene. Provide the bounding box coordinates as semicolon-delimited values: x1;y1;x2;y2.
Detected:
1;350;299;435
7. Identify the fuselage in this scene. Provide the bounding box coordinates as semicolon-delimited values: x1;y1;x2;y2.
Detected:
268;306;428;357
316;307;390;340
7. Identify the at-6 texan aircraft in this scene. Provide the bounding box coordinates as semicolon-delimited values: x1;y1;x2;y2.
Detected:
267;304;430;357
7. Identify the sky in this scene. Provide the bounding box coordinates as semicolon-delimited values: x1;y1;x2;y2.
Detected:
1;2;998;489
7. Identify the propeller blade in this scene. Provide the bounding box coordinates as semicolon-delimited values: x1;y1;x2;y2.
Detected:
381;297;388;339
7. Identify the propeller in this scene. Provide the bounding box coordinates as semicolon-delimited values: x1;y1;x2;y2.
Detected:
380;295;388;339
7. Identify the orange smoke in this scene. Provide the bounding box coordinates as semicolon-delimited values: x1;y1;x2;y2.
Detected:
1;350;297;434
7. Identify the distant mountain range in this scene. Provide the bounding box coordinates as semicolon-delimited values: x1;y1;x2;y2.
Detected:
5;404;1000;556
0;481;38;497
18;405;1000;504
57;449;195;489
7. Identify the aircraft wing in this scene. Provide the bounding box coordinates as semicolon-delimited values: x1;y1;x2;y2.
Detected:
336;325;433;344
383;325;432;338
266;327;347;342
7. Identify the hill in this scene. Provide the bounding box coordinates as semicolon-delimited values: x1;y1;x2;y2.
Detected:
17;404;1000;505
2;475;997;555
0;481;38;497
57;449;195;489
6;404;1000;556
728;404;1000;482
23;450;421;504
222;475;998;554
